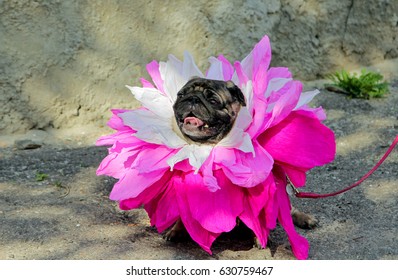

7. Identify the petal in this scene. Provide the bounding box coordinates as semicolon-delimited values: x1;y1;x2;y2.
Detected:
294;89;320;110
252;35;272;97
239;206;269;248
106;109;133;131
215;143;274;188
267;67;292;80
125;86;173;118
96;131;135;146
245;175;274;217
159;52;204;103
259;110;336;171
96;148;139;179
239;176;276;248
140;78;155;88
201;152;220;192
217;55;234;80
109;167;168;201
174;174;220;254
273;167;309;259
206;57;224;80
297;105;327;121
182;51;204;80
146;60;165;94
283;165;307;187
130;145;176;174
118;171;173;211
119;110;186;148
233;61;249;87
217;107;255;155
167;144;213;173
159;58;185;103
245;97;271;138
145;177;180;233
183;171;243;233
265;80;302;130
264;77;293;99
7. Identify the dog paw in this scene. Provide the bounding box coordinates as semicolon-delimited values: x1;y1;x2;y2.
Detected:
292;211;318;229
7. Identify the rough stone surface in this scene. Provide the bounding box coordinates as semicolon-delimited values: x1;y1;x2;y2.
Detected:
1;0;397;135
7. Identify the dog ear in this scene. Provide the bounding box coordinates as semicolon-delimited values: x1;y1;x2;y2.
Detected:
226;80;246;106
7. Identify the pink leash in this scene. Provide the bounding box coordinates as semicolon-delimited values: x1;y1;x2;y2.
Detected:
294;135;398;199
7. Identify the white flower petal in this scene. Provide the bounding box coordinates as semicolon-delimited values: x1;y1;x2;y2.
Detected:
159;52;204;103
206;57;224;80
264;77;292;99
159;57;186;103
167;144;213;173
125;86;173;118
119;110;186;148
241;81;254;113
217;107;255;156
183;51;204;80
240;133;255;154
294;89;320;110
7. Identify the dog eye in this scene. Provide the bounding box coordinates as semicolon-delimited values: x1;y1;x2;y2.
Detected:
209;98;220;105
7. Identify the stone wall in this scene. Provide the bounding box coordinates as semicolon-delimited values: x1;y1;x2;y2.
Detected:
1;0;397;134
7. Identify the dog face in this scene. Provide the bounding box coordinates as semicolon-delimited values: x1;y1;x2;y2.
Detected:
173;77;246;144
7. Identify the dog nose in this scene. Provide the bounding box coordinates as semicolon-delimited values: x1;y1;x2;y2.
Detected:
190;96;200;105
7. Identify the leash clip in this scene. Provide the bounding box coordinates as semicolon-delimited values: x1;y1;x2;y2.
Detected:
286;176;300;196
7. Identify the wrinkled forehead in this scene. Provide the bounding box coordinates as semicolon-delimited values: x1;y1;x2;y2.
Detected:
178;78;233;100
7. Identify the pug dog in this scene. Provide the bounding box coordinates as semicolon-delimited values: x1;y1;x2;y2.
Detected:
166;77;317;244
172;77;246;144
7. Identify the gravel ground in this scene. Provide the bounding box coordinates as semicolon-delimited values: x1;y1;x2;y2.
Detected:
0;79;397;260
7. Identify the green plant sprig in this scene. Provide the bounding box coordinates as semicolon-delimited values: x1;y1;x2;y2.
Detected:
325;69;389;99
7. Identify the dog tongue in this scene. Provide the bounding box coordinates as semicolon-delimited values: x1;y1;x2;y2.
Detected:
184;117;204;127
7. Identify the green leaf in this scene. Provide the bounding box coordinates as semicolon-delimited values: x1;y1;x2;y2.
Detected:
326;69;389;99
35;172;49;181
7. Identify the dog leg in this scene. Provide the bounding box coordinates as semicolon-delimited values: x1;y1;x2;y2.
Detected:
163;219;188;242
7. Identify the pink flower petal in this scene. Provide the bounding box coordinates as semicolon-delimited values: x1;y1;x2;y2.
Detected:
119;171;173;211
145;176;180;233
245;97;271;138
96;131;134;147
130;145;176;174
97;148;139;179
260;110;336;171
110;167;168;201
239;204;269;248
174;174;220;254
233;61;249;86
273;166;309;259
267;67;292;80
107;109;133;131
180;171;243;233
252;36;272;97
146;60;165;94
266;81;302;130
282;165;307;187
217;55;234;80
140;78;155;88
215;143;273;188
296;105;327;121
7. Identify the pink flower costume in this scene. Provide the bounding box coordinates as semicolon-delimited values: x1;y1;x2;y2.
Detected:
96;35;336;259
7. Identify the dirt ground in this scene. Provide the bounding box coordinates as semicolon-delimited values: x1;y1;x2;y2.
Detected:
0;77;397;260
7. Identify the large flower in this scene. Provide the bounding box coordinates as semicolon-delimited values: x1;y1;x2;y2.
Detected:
96;35;335;259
